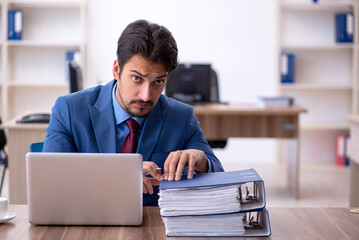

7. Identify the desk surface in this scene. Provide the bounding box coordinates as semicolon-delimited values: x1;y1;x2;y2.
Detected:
193;103;307;115
2;120;48;130
1;205;358;240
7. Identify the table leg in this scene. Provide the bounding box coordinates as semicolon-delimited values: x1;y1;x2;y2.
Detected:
286;138;300;199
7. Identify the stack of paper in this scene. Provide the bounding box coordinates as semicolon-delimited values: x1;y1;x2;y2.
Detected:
158;169;271;237
162;212;245;237
159;184;241;216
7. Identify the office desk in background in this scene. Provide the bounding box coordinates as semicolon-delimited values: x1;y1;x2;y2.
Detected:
3;118;48;204
4;104;306;204
1;206;358;240
194;104;307;199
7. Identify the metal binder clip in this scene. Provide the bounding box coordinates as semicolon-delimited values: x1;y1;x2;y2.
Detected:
239;182;258;204
243;211;263;230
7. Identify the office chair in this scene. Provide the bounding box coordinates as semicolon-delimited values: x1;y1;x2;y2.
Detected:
166;64;226;148
0;116;8;195
30;142;44;152
166;64;221;104
209;68;220;103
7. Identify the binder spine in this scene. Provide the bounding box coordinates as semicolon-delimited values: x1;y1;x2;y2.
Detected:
243;209;271;236
8;10;23;40
345;135;350;166
280;53;295;84
335;134;346;166
65;50;82;93
336;13;354;43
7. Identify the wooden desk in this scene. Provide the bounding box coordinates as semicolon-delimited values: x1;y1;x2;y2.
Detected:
1;205;358;240
194;104;307;199
4;105;306;204
349;115;359;207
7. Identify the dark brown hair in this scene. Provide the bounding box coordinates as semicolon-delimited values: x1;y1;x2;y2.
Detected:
116;19;178;75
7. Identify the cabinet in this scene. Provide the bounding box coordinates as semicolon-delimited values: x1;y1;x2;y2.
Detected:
277;0;359;163
0;0;86;121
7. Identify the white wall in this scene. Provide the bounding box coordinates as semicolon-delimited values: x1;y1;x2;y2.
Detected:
86;0;277;102
86;0;278;166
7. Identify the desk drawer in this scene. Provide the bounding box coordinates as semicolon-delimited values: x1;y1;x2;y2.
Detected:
197;115;298;140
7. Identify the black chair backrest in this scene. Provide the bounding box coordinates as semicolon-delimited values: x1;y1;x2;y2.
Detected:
166;64;220;104
0;117;6;150
210;68;220;103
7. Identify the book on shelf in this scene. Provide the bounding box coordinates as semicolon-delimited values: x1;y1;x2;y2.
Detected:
345;135;350;166
257;96;294;108
8;10;23;40
158;169;271;237
335;13;354;43
280;52;295;84
335;134;345;166
335;134;350;166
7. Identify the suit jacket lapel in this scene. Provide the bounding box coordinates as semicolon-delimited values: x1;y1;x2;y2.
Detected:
88;80;117;153
138;98;166;161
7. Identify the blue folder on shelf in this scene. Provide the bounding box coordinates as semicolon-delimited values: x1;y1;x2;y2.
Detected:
336;13;354;43
8;10;23;40
280;53;295;84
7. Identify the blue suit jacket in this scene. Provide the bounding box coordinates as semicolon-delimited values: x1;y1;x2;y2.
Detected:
43;80;224;205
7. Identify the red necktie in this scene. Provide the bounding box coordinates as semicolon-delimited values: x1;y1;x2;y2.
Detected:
120;119;139;153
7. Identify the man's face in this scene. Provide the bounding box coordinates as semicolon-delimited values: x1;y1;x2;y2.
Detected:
112;55;168;118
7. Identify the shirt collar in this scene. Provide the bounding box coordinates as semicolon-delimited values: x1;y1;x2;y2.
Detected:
112;82;145;126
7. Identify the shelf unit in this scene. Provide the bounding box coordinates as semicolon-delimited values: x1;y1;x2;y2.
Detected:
277;0;359;163
0;0;86;121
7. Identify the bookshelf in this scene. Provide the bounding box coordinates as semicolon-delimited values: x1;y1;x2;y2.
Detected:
0;0;86;121
277;0;359;162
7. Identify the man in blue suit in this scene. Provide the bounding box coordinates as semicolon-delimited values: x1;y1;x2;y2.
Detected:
43;19;224;206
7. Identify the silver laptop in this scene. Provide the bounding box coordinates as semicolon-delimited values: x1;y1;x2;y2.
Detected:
26;152;143;226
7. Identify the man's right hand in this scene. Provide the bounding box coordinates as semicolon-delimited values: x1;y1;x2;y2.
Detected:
143;161;163;194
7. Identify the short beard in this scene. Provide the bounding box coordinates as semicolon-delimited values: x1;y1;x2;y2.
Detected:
123;99;154;118
117;75;154;118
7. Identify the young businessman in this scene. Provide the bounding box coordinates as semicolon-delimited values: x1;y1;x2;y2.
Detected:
43;19;224;206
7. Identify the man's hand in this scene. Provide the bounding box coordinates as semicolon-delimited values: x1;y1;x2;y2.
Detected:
143;161;163;194
163;149;208;181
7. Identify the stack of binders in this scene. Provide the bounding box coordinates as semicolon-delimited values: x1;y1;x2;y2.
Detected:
158;169;271;237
